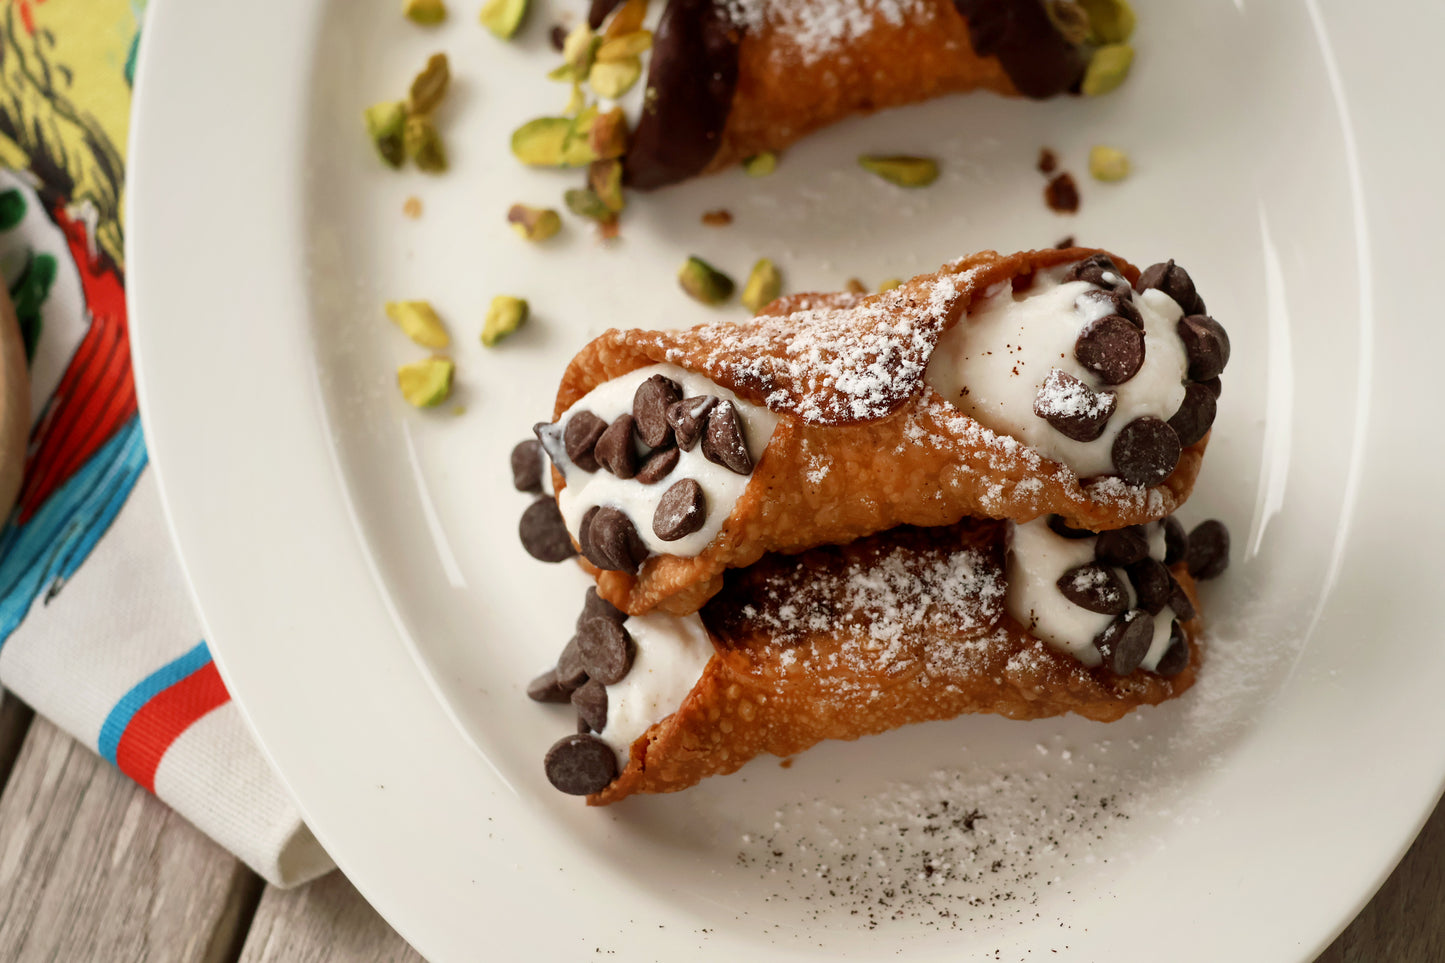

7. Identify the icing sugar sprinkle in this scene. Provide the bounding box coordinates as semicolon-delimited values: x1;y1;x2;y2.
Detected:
722;0;934;64
1034;368;1115;420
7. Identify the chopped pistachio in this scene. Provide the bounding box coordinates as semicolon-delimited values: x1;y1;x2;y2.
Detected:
741;259;782;314
878;278;903;292
511;116;595;167
479;0;529;38
364;100;408;168
482;296;529;347
588;107;629;159
562;82;585;115
743;152;777;177
603;0;649;38
1044;0;1090;45
397;357;455;407
404;115;448;172
386;300;451;348
589;160;625;213
563;24;600;77
858;154;939;188
1088;145;1130;182
1081;43;1134;96
507;204;562;241
589;56;642;99
404;0;447;24
547;63;578;82
845;278;868;295
564;188;614;222
678;257;734;306
597;30;652;61
408;53;450;115
1079;0;1135;43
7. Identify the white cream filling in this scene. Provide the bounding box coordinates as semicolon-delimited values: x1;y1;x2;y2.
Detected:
598;611;715;766
551;364;779;558
1006;517;1181;673
924;267;1189;479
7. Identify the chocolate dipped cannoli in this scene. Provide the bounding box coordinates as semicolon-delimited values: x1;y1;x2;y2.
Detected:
531;512;1228;803
524;247;1229;616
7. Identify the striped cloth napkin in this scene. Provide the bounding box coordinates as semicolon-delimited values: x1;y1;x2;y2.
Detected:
0;4;333;887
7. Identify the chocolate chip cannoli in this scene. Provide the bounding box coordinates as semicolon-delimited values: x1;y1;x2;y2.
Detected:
531;513;1228;803
592;0;1125;189
526;247;1229;616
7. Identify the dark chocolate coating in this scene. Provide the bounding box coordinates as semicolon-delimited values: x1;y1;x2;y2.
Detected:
950;0;1089;98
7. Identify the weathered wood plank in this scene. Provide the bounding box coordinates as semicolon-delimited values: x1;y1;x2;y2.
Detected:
1316;796;1445;962
0;689;33;796
238;871;424;963
0;716;262;963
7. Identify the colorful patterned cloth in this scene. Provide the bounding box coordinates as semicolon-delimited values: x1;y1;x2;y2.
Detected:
0;0;333;886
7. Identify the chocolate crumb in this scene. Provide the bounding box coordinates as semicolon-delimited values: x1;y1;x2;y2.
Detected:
1054;235;1075;249
549;25;568;50
1037;148;1058;175
1045;173;1079;214
701;208;733;227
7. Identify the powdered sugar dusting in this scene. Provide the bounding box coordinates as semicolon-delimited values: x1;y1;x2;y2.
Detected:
722;0;935;65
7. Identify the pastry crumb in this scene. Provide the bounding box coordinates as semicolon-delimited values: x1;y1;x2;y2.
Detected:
701;209;734;227
403;196;423;219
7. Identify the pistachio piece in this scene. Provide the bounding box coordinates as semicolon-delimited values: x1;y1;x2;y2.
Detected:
364;100;408;168
404;0;447;24
507;204;562;241
859;154;939;187
603;0;649;38
588;107;629;160
743;152;777;177
404;114;448;172
1079;0;1135;43
1045;0;1090;44
482;296;529;347
597;30;652;61
397;357;455;407
386;300;451;348
564;188;614;222
563;24;601;77
479;0;528;38
741;259;782;314
589;56;642;99
878;278;903;292
678;257;734;306
408;53;450;115
1088;145;1130;182
563;81;586;116
589;160;625;213
511;116;595;167
1081;43;1134;96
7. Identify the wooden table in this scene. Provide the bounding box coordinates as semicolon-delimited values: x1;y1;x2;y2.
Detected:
0;689;1436;962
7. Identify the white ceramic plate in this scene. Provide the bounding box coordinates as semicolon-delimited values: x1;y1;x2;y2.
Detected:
127;1;1445;959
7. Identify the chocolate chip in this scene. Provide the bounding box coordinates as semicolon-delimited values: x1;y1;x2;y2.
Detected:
577;506;607;569
1125;557;1172;614
578;586;625;629
587;506;649;573
511;439;545;493
1079;288;1143;328
1057;563;1129;615
544;733;617;795
654;478;707;541
564;410;608;472
519;497;577;563
1168;382;1218;448
1162;516;1187;565
594;414;639;479
577;617;634;685
1096;525;1150;566
1167;574;1197;622
1064;253;1125;289
1094;610;1153;676
527;668;570;703
556;635;588;690
702;401;753;475
1185;519;1230;580
571;678;609;732
1199;376;1222;399
1136;260;1204;315
1033;369;1117;442
1155;621;1189;677
636;446;680;484
1044;172;1079;214
1177;315;1231;382
633;374;682;448
577;715;592;733
1047;515;1096;539
666;396;717;451
1075;315;1145;385
1111;417;1181;487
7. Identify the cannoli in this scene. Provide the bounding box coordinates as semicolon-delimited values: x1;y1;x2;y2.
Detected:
529;247;1229;616
531;512;1229;803
602;0;1113;189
